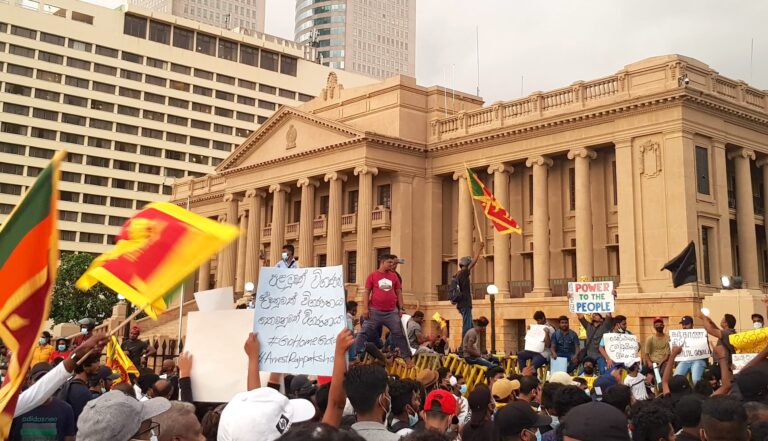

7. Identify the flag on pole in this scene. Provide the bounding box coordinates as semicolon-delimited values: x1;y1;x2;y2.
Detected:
465;168;522;234
0;151;64;436
661;241;698;288
76;202;239;319
105;335;139;384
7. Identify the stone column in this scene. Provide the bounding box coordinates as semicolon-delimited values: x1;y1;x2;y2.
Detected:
712;140;733;278
354;165;378;288
729;147;759;288
298;178;319;265
488;164;513;296
759;157;768;261
324;172;347;266
197;259;210;291
424;176;443;301
525;156;553;297
215;214;226;287
615;139;640;292
568;148;597;279
453;171;474;262
391;173;414;293
269;184;290;266
235;211;248;292
244;189;264;286
220;194;239;288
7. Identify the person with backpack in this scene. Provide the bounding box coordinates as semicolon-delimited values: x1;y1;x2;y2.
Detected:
58;353;100;431
452;242;485;347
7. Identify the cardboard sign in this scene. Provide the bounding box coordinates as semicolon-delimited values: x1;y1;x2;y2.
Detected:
603;333;640;365
732;353;758;373
524;325;547;353
568;282;614;313
193;287;234;312
550;357;568;373
253;266;346;376
668;329;711;361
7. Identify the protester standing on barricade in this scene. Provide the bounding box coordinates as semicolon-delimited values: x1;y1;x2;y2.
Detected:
643;317;671;374
354;254;412;364
517;311;555;374
276;244;299;268
455;242;484;348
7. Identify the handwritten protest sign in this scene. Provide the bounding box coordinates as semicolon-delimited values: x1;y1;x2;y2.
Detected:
668;329;710;361
603;333;640;365
524;325;547;353
732;353;757;373
568;281;614;313
253;266;346;376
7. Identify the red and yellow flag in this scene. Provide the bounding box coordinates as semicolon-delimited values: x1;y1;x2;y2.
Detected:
76;202;239;319
466;168;522;234
0;151;64;435
105;335;139;384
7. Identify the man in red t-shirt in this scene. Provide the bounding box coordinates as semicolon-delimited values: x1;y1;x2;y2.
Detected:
354;254;412;361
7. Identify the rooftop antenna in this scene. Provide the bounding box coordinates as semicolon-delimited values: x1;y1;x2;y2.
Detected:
475;25;480;97
443;66;448;118
224;13;230;30
750;37;755;82
521;76;524;97
452;64;456;112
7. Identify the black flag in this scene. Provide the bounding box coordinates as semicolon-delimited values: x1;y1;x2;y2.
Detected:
661;241;698;288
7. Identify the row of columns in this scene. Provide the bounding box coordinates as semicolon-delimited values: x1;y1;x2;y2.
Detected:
199;166;380;293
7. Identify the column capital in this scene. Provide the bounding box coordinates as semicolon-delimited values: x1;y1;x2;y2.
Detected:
487;163;514;175
756;156;768;168
353;165;379;176
217;214;227;223
727;147;756;161
324;171;348;183
452;170;468;181
244;189;266;199
525;155;554;168
567;148;597;160
239;211;248;219
223;193;240;203
297;177;320;188
269;183;291;194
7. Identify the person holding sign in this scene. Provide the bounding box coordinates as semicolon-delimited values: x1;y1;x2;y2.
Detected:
550;316;580;374
673;316;708;385
598;315;634;370
355;254;412;362
517;311;556;373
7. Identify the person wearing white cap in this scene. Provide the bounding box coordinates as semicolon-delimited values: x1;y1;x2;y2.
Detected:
76;390;171;441
217;387;316;441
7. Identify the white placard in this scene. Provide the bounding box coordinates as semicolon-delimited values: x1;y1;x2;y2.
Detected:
732;353;757;373
253;266;346;376
568;282;614;313
193;287;234;312
550;357;568;373
185;309;251;402
668;329;711;361
524;325;546;353
603;333;640;365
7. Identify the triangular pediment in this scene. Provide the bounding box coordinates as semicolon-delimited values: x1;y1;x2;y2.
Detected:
216;107;365;172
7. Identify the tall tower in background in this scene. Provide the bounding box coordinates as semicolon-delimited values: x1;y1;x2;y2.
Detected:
295;0;415;79
130;0;265;32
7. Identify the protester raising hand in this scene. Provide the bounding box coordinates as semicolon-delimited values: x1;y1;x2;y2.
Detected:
177;351;194;402
244;332;261;391
323;328;355;428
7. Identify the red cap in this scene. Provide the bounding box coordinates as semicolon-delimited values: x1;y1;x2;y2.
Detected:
424;389;457;415
317;376;332;386
653;317;664;324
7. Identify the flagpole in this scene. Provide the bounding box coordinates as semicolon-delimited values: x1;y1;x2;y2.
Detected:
77;305;147;364
464;164;486;247
177;195;190;354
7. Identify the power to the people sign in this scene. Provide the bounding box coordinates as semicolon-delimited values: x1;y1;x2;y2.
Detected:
568;281;615;313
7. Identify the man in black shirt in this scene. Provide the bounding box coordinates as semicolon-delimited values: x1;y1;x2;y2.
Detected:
121;325;155;369
58;353;100;430
456;242;484;345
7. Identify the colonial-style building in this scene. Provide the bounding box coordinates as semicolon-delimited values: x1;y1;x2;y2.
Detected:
166;55;768;351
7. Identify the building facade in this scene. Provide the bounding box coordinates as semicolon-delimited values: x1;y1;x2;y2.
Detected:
0;0;375;255
173;55;768;351
295;0;415;79
129;0;265;33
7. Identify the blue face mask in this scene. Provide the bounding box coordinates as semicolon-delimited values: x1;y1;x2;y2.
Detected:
408;410;419;427
459;384;468;395
536;430;542;441
57;344;66;351
549;415;559;429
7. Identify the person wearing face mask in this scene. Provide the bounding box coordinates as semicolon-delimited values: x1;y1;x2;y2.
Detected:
450;376;469;427
276;244;299;268
598;315;632;371
50;337;72;363
495;401;552;441
346;364;400;441
90;365;120;398
387;379;421;436
752;313;764;329
32;331;54;365
72;318;97;348
642;317;670;374
576;358;598;390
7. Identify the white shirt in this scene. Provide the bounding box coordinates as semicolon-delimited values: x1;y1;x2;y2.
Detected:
623;373;649;401
15;362;72;416
276;259;298;269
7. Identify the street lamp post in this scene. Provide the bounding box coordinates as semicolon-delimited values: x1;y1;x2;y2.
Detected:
244;282;255;308
487;284;499;354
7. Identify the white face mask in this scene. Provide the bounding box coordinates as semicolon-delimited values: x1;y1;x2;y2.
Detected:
754;322;763;329
80;328;89;335
282;252;289;261
39;338;47;345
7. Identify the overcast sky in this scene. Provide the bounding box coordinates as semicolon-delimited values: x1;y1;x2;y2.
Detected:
266;0;768;104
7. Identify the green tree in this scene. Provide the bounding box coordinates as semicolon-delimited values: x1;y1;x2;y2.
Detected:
50;253;119;325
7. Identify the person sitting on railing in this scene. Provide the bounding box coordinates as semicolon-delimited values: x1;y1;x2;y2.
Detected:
517;311;556;375
463;317;498;368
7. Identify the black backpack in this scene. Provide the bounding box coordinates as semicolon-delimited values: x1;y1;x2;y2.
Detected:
448;274;462;304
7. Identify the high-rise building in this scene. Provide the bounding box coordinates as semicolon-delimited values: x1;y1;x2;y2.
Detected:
0;0;375;254
129;0;265;33
295;0;416;79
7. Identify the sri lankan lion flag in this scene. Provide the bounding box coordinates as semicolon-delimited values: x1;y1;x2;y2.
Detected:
0;151;64;435
106;335;139;384
466;168;522;234
76;202;239;319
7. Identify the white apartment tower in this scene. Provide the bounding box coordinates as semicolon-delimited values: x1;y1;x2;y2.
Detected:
0;0;374;254
295;0;416;79
129;0;265;33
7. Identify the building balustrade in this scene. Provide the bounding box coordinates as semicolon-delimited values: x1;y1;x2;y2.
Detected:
341;213;357;233
313;215;327;236
261;224;272;242
285;222;299;240
371;207;391;230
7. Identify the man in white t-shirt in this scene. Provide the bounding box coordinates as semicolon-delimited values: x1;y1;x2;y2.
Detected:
517;310;556;373
275;244;299;268
623;363;651;401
